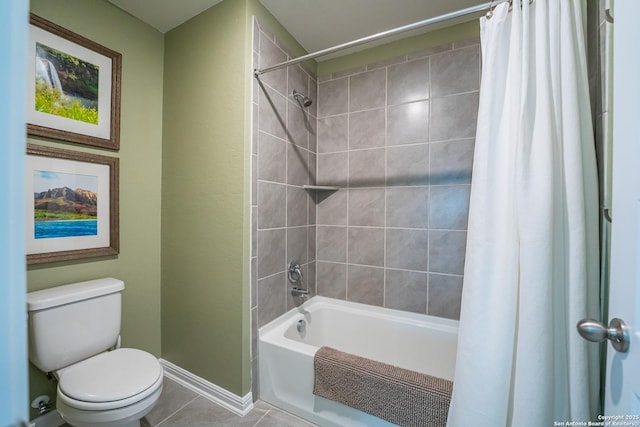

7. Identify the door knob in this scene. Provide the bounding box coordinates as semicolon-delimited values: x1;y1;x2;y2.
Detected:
576;318;629;353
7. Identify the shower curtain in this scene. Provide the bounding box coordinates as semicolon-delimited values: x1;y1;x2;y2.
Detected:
447;1;600;426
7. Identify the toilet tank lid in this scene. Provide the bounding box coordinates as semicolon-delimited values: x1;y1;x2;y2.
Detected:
27;278;125;312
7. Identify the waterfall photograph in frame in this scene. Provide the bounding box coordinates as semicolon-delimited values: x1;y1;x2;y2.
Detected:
26;144;119;265
27;14;121;150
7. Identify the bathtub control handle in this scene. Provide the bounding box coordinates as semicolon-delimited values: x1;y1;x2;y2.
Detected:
288;261;303;284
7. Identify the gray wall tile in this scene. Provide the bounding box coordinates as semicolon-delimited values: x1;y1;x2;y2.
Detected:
348;227;385;267
308;119;317;153
287;102;309;149
258;228;286;279
308;227;316;262
251;256;257;308
430;139;475;185
252;206;257;256
349;108;385;150
258;272;286;327
258;86;287;140
287;186;309;227
429;185;471;230
349;148;386;187
431;46;480;98
430;92;479;142
258;181;286;229
287;144;310;186
429;230;467;275
287;226;308;265
317;190;348;226
317;152;348;186
386;228;429;271
317;115;348;153
316;261;347;299
348;265;384;306
258;132;286;183
288;64;309;101
349;68;386;111
316;226;347;262
428;273;463;320
348;188;385;227
387;101;429;145
385;269;428;314
387;144;429;186
252;154;257;206
387;58;429;106
386;187;429;229
318;77;348;117
259;35;287;96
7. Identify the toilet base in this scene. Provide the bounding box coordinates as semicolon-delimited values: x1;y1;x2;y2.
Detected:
57;383;161;427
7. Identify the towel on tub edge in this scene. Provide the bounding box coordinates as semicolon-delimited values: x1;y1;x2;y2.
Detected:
313;346;453;427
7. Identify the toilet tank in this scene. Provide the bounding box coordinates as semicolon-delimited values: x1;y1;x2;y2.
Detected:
27;278;125;373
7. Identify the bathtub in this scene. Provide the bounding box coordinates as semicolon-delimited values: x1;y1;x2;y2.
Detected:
258;296;459;427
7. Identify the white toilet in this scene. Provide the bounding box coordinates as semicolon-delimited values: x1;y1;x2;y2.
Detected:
27;278;163;427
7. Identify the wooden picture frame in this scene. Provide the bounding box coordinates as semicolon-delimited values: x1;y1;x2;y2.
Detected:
26;144;119;264
27;14;122;150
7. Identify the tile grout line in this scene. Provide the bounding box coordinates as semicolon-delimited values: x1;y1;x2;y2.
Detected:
153;394;201;427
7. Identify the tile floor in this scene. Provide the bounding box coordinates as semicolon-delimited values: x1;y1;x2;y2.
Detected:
141;377;317;427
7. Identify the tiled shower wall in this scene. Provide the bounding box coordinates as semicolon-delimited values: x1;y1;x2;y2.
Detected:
251;18;481;395
314;40;480;320
250;18;317;396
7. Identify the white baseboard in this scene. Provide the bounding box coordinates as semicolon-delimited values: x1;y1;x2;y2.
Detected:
30;409;64;427
159;359;253;416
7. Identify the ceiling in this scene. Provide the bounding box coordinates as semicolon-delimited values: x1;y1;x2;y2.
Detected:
108;0;486;56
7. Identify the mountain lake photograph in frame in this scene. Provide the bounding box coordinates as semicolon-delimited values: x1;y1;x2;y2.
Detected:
35;42;99;125
33;170;98;239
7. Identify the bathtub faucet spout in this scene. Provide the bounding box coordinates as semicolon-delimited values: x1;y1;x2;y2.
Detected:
291;287;310;299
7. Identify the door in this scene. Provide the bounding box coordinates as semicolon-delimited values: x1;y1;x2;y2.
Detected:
604;0;640;417
0;0;29;426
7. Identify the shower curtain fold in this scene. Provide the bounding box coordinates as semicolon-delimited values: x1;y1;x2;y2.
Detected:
447;1;599;426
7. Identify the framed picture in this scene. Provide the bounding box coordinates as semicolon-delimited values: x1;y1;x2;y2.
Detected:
26;144;119;264
27;14;122;150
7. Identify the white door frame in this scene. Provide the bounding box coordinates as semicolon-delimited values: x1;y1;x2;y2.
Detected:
0;0;29;425
604;0;640;417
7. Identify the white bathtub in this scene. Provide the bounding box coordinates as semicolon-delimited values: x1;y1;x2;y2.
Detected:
258;296;459;427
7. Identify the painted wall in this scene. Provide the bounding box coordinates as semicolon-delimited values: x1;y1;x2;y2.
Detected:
161;0;251;396
161;0;311;399
27;0;164;416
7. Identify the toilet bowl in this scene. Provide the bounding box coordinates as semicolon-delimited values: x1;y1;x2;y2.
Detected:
27;279;164;427
55;348;163;427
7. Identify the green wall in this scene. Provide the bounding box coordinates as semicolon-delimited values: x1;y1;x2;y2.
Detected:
27;0;164;416
161;0;251;396
317;20;480;77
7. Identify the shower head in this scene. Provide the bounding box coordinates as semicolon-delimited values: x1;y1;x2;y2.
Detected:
292;90;313;108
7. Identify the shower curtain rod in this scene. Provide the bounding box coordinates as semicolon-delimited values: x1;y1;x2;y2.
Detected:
253;1;499;77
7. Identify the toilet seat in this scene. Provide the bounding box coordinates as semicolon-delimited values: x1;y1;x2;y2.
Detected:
57;348;163;411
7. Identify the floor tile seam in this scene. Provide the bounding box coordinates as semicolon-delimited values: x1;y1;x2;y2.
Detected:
154;394;201;426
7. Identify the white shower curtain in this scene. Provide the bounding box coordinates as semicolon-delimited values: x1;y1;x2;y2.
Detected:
447;1;600;426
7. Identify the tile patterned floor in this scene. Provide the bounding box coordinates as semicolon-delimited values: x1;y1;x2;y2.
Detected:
61;377;316;427
142;377;317;427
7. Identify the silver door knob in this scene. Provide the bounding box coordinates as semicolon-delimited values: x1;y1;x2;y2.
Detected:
576;318;629;353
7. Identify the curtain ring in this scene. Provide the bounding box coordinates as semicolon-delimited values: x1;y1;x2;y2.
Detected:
486;0;495;19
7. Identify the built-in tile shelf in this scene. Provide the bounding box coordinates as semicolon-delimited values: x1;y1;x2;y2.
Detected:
303;185;340;191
